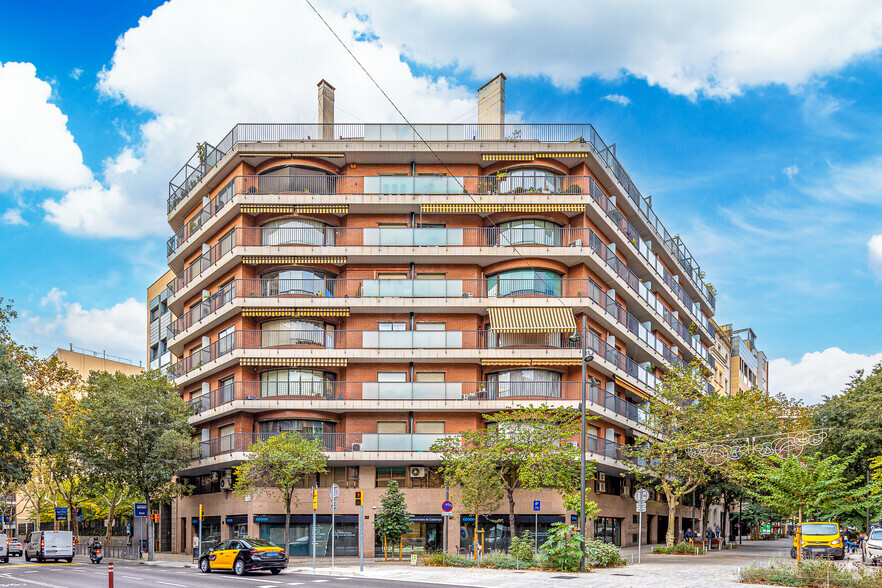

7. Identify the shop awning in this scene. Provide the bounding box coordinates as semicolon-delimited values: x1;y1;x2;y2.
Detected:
240;357;347;368
242;256;346;265
488;306;576;334
420;204;584;213
241;308;350;318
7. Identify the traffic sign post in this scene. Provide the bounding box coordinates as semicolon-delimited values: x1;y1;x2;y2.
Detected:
356;492;364;572
312;486;318;570
198;504;203;561
533;500;541;553
634;489;649;564
330;484;339;568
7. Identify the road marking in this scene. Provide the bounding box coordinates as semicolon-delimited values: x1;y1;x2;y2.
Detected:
311;582;329;584
120;575;144;580
156;582;187;587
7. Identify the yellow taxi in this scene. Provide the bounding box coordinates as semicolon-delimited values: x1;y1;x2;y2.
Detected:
198;537;287;576
791;522;844;560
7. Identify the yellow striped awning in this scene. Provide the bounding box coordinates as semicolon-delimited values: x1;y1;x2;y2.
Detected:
421;204;585;213
535;152;589;158
243;152;346;158
481;359;533;367
488;307;577;334
241;205;349;215
531;359;583;366
482;154;535;162
240;357;348;367
241;308;350;318
242;256;347;265
481;358;581;367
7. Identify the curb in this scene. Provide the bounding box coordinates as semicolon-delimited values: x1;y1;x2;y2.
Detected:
135;560;197;568
286;567;365;577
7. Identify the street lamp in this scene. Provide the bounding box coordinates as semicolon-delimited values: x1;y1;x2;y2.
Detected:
579;315;594;573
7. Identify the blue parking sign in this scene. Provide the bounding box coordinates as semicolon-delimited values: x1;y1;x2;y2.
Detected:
54;507;68;521
533;500;540;511
134;503;148;518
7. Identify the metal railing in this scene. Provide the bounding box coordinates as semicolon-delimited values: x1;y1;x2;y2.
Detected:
187;380;646;424
166;123;715;311
168;327;658;391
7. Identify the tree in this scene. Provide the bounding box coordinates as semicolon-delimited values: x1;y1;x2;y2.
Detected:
433;405;584;550
79;371;194;561
437;448;503;553
233;432;328;557
373;481;411;560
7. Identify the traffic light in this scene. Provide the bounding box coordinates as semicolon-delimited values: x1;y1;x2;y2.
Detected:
355;491;363;507
198;504;204;521
312;488;318;511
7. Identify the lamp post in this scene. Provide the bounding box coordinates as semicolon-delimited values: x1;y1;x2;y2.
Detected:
579;315;594;573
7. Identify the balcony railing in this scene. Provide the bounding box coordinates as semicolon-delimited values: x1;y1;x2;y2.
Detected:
168;276;698;367
187;380;647;424
169;328;658;392
166;124;714;311
194;430;632;463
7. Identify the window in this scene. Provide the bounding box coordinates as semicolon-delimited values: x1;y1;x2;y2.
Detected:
218;230;235;257
413;422;444;434
261;268;334;297
150;306;160;322
487;269;562;297
495;219;561;247
258;420;335;439
218;325;235;355
260;319;331;347
416;273;445;280
376;467;407;488
262;218;334;247
594;517;622;546
218;280;235;304
378;222;408;228
378;322;407;331
415;322;444;331
377;272;408;280
414;372;445;383
486;370;561;399
218;376;234;404
377;372;407;383
260;369;334;398
150;344;159;361
377;421;407;434
498;168;560;193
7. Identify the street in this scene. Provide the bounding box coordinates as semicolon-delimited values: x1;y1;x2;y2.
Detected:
0;561;467;588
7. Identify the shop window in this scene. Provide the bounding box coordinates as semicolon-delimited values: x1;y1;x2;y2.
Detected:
594;517;622;546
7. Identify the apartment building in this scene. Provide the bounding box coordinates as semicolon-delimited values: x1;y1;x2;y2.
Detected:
709;320;732;395
162;75;718;555
148;269;177;374
726;326;769;395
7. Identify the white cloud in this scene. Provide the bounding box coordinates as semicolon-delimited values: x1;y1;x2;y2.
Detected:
0;62;92;191
69;67;83;80
783;165;799;178
869;234;882;279
603;94;631;106
50;0;476;239
349;0;882;99
19;289;145;362
769;348;882;405
2;208;27;226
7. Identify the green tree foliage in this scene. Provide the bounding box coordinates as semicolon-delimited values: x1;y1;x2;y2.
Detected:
539;523;585;571
80;371;194;559
815;362;882;480
373;481;411;558
233;432;328;556
509;530;535;560
0;348;51;487
441;449;504;545
434;406;586;546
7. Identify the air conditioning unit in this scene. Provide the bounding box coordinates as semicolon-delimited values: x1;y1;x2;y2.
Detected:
351;443;362;452
598;472;606;482
597;481;606;493
462;292;474;298
220;479;232;491
209;471;219;482
410;467;427;478
568;239;583;247
222;469;232;479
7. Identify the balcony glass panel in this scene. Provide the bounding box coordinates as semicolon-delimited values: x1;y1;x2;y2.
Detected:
261;269;334;297
361;279;462;297
489;332;563;348
486;370;562;398
494;219;561;247
260;369;335;398
260;320;333;348
362;382;461;400
362;330;463;349
262;219;335;246
487;269;562;297
499;169;559;193
360;433;448;452
363;227;463;246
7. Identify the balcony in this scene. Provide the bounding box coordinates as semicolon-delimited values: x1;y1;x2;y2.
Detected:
168;327;658;393
187;380;647;425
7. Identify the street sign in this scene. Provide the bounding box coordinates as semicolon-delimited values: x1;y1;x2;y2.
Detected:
330;483;340;499
54;507;67;521
442;500;453;513
636;502;646;512
634;488;650;502
533;500;541;512
134;503;148;518
331;497;338;510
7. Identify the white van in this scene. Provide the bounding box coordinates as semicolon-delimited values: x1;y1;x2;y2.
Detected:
24;531;74;563
0;532;8;563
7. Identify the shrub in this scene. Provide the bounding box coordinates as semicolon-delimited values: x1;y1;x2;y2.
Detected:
653;542;705;555
539;523;585;572
422;552;477;567
584;539;626;568
741;559;882;588
479;551;521;569
509;530;536;561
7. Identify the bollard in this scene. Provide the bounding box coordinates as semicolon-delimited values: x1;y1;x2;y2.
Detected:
108;561;114;588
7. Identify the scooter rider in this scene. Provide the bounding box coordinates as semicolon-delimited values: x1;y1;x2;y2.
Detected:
89;537;103;559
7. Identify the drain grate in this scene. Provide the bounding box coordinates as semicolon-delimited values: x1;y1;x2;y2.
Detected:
552;576;578;579
611;573;634;576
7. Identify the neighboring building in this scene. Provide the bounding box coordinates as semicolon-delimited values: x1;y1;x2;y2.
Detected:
709;320;732;395
161;75;718;554
726;326;769;395
148;270;177;374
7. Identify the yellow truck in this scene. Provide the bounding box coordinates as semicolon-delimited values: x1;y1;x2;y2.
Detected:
791;522;844;560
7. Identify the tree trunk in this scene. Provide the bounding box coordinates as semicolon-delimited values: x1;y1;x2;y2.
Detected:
722;493;729;544
665;492;677;547
105;497;118;546
507;487;516;553
146;494;154;561
284;491;292;558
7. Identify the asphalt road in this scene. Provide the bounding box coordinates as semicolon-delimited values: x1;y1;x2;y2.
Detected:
0;560;466;588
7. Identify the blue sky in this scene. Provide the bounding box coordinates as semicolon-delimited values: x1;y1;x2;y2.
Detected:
1;0;881;403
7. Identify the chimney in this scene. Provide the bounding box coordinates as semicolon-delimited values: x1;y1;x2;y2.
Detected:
477;73;506;139
317;79;335;140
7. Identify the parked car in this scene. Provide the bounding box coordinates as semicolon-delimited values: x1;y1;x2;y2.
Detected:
0;533;8;563
198;538;287;576
791;522;844;560
24;531;74;563
7;537;23;557
863;528;882;564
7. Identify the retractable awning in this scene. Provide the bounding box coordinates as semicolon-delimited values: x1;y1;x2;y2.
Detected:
241;308;350;318
242;256;347;265
420;204;584;213
240;357;347;367
241;205;349;215
488;307;576;334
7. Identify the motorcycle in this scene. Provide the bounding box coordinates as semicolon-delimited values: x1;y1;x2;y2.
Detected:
89;544;103;564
